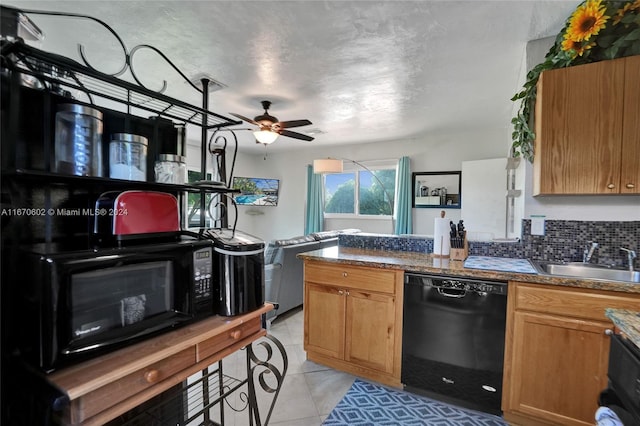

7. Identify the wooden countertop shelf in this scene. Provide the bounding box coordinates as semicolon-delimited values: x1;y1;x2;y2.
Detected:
47;303;273;426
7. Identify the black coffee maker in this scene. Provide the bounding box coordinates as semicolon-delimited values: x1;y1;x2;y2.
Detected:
208;229;265;316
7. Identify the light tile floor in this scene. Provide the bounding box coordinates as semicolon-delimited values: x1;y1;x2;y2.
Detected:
212;307;356;426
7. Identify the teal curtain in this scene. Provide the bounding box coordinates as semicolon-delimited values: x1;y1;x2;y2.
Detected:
305;164;324;234
394;156;412;234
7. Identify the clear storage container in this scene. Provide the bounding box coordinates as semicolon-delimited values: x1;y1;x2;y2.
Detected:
154;154;187;184
54;104;103;176
109;134;148;181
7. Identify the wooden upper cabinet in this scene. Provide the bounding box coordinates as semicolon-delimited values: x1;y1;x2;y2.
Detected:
533;55;640;195
621;55;640;193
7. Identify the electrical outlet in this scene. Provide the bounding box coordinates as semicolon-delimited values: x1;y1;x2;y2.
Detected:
531;215;545;236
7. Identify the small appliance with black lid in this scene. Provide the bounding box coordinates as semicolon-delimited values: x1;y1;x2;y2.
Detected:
206;229;265;316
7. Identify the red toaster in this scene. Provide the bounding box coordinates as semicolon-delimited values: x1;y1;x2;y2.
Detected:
94;190;180;239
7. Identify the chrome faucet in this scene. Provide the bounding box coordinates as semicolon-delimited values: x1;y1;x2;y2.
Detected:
620;247;637;272
583;242;599;263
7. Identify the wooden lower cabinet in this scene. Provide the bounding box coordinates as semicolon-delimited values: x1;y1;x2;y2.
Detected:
305;282;346;359
502;282;640;425
303;261;403;387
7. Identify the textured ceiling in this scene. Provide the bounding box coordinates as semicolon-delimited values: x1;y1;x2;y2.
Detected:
7;1;577;153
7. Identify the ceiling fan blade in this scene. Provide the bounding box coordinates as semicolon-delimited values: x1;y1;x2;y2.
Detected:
280;129;314;141
277;119;312;129
229;112;259;126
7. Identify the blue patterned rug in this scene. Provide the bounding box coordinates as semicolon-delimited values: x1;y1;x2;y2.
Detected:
323;379;508;426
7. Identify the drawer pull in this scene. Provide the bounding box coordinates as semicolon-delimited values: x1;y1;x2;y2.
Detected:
144;369;160;383
342;272;348;277
626;183;635;189
338;290;344;295
604;329;614;336
229;330;242;340
607;183;615;189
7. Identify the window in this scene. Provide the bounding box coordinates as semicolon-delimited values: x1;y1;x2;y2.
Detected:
323;160;396;217
187;170;215;228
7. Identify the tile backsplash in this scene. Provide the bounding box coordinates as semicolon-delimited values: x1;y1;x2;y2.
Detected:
519;219;639;267
339;220;640;269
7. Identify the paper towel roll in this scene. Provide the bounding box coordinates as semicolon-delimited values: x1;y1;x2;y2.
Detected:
433;218;451;256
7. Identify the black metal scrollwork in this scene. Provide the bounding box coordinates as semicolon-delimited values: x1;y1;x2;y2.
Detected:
220;385;249;414
129;44;203;94
12;6;206;97
12;7;129;77
246;334;289;426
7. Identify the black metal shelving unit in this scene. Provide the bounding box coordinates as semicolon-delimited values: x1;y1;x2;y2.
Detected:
1;7;286;425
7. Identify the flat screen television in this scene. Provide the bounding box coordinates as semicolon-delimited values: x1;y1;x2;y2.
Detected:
231;177;280;206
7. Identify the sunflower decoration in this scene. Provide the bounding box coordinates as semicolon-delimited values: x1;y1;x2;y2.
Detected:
613;0;640;24
510;0;640;162
561;0;609;58
561;38;596;57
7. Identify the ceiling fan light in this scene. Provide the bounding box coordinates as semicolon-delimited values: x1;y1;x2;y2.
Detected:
253;130;279;144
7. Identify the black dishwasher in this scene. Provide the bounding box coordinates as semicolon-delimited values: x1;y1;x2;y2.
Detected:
597;333;640;425
402;273;507;415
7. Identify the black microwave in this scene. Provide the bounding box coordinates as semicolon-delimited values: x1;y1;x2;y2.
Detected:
16;237;216;372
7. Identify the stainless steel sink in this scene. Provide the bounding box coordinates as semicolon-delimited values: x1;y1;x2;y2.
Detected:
531;261;640;283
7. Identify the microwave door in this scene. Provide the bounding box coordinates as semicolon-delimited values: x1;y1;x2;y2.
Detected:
64;259;185;354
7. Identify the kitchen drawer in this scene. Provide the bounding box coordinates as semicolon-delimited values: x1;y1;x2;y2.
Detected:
70;347;195;423
305;262;398;294
512;282;640;321
196;317;262;361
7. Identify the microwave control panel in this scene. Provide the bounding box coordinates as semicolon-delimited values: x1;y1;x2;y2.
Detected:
193;247;213;302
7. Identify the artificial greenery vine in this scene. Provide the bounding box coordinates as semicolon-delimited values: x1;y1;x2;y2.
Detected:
511;0;640;162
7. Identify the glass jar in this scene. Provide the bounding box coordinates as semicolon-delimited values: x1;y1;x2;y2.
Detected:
109;134;148;181
54;104;103;176
155;154;187;184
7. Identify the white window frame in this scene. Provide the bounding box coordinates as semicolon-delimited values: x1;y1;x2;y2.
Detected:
323;159;398;219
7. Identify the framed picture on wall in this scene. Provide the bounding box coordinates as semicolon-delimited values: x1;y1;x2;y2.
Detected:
412;171;461;208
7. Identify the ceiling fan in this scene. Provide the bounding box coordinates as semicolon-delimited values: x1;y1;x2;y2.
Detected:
230;100;314;144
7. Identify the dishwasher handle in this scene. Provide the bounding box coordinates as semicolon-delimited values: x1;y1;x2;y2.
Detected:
437;287;467;298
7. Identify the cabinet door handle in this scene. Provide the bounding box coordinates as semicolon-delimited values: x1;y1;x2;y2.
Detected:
626;183;635;189
342;272;348;277
607;183;615;189
144;369;160;383
338;290;344;295
604;329;614;336
346;290;350;296
229;330;242;340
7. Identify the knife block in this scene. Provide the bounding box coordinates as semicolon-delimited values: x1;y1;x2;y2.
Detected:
449;235;468;261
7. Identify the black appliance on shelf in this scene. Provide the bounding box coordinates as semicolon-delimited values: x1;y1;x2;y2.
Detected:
17;236;216;372
207;229;265;316
402;273;508;415
598;333;640;425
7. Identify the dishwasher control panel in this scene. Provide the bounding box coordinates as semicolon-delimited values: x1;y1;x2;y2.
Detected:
405;273;508;295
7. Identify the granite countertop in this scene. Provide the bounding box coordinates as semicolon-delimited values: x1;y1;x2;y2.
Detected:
606;309;640;348
298;246;640;294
